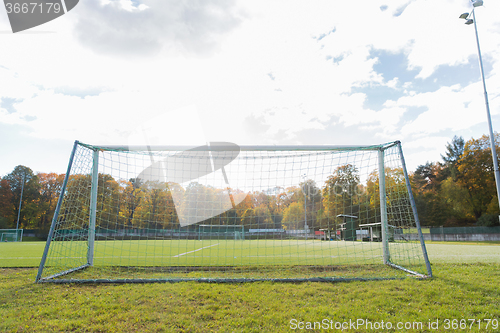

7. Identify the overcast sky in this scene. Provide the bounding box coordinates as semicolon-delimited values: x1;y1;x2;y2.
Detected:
1;0;499;177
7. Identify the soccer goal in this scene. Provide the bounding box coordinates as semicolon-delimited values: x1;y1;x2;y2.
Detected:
198;225;245;240
0;229;23;242
36;140;432;283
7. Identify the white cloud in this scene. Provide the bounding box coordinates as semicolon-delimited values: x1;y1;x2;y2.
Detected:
387;77;399;89
398;82;493;137
1;0;500;176
126;105;207;148
404;136;452;150
72;0;243;57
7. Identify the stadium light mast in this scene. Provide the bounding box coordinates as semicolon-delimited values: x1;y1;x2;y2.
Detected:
15;173;25;241
302;174;308;239
459;0;500;219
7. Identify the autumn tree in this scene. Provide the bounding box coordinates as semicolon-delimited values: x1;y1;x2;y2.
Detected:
281;186;302;209
412;162;445;192
253;205;273;227
366;167;420;226
240;207;255;229
95;174;122;229
440;177;473;221
441;135;465;181
58;174;91;229
118;178;144;228
410;163;451;226
281;202;304;230
36;172;64;234
251;191;270;209
300;179;323;230
3;166;40;228
0;178;15;228
235;191;253;226
258;187;285;229
457;134;500;218
322;164;361;219
135;180;177;229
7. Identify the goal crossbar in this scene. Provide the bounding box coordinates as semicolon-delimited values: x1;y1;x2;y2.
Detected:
79;141;400;152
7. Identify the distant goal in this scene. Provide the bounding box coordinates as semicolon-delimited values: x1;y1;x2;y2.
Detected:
0;229;23;242
36;140;431;283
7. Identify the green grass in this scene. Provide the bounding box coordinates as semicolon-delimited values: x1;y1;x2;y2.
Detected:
1;239;428;280
3;240;498;268
1;264;499;332
0;241;46;267
425;242;500;263
1;241;500;332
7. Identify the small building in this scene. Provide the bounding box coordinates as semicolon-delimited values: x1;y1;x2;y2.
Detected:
319;228;334;241
337;214;358;241
358;222;395;242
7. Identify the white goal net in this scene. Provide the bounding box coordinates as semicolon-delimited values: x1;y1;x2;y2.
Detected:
36;141;431;283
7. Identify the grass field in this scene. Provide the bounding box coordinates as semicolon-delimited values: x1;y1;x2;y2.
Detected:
1;240;500;332
2;239;429;281
1;239;393;267
3;240;499;267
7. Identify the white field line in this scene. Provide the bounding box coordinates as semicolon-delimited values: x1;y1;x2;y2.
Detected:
426;254;500;257
0;254;321;260
4;253;496;260
172;243;220;258
0;243;43;246
0;257;43;259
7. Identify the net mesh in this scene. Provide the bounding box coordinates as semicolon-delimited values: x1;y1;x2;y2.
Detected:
37;142;430;282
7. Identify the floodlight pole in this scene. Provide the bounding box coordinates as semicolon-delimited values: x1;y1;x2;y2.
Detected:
467;4;500;216
302;174;308;240
15;173;25;240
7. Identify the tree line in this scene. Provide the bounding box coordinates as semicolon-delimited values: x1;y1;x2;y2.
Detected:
0;166;403;235
0;167;63;236
1;134;499;236
411;134;500;227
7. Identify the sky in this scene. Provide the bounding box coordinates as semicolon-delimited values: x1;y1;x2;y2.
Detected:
0;0;499;178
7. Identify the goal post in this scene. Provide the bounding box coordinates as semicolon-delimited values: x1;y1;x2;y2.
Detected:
87;149;99;266
378;148;390;265
397;142;432;276
36;140;432;283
